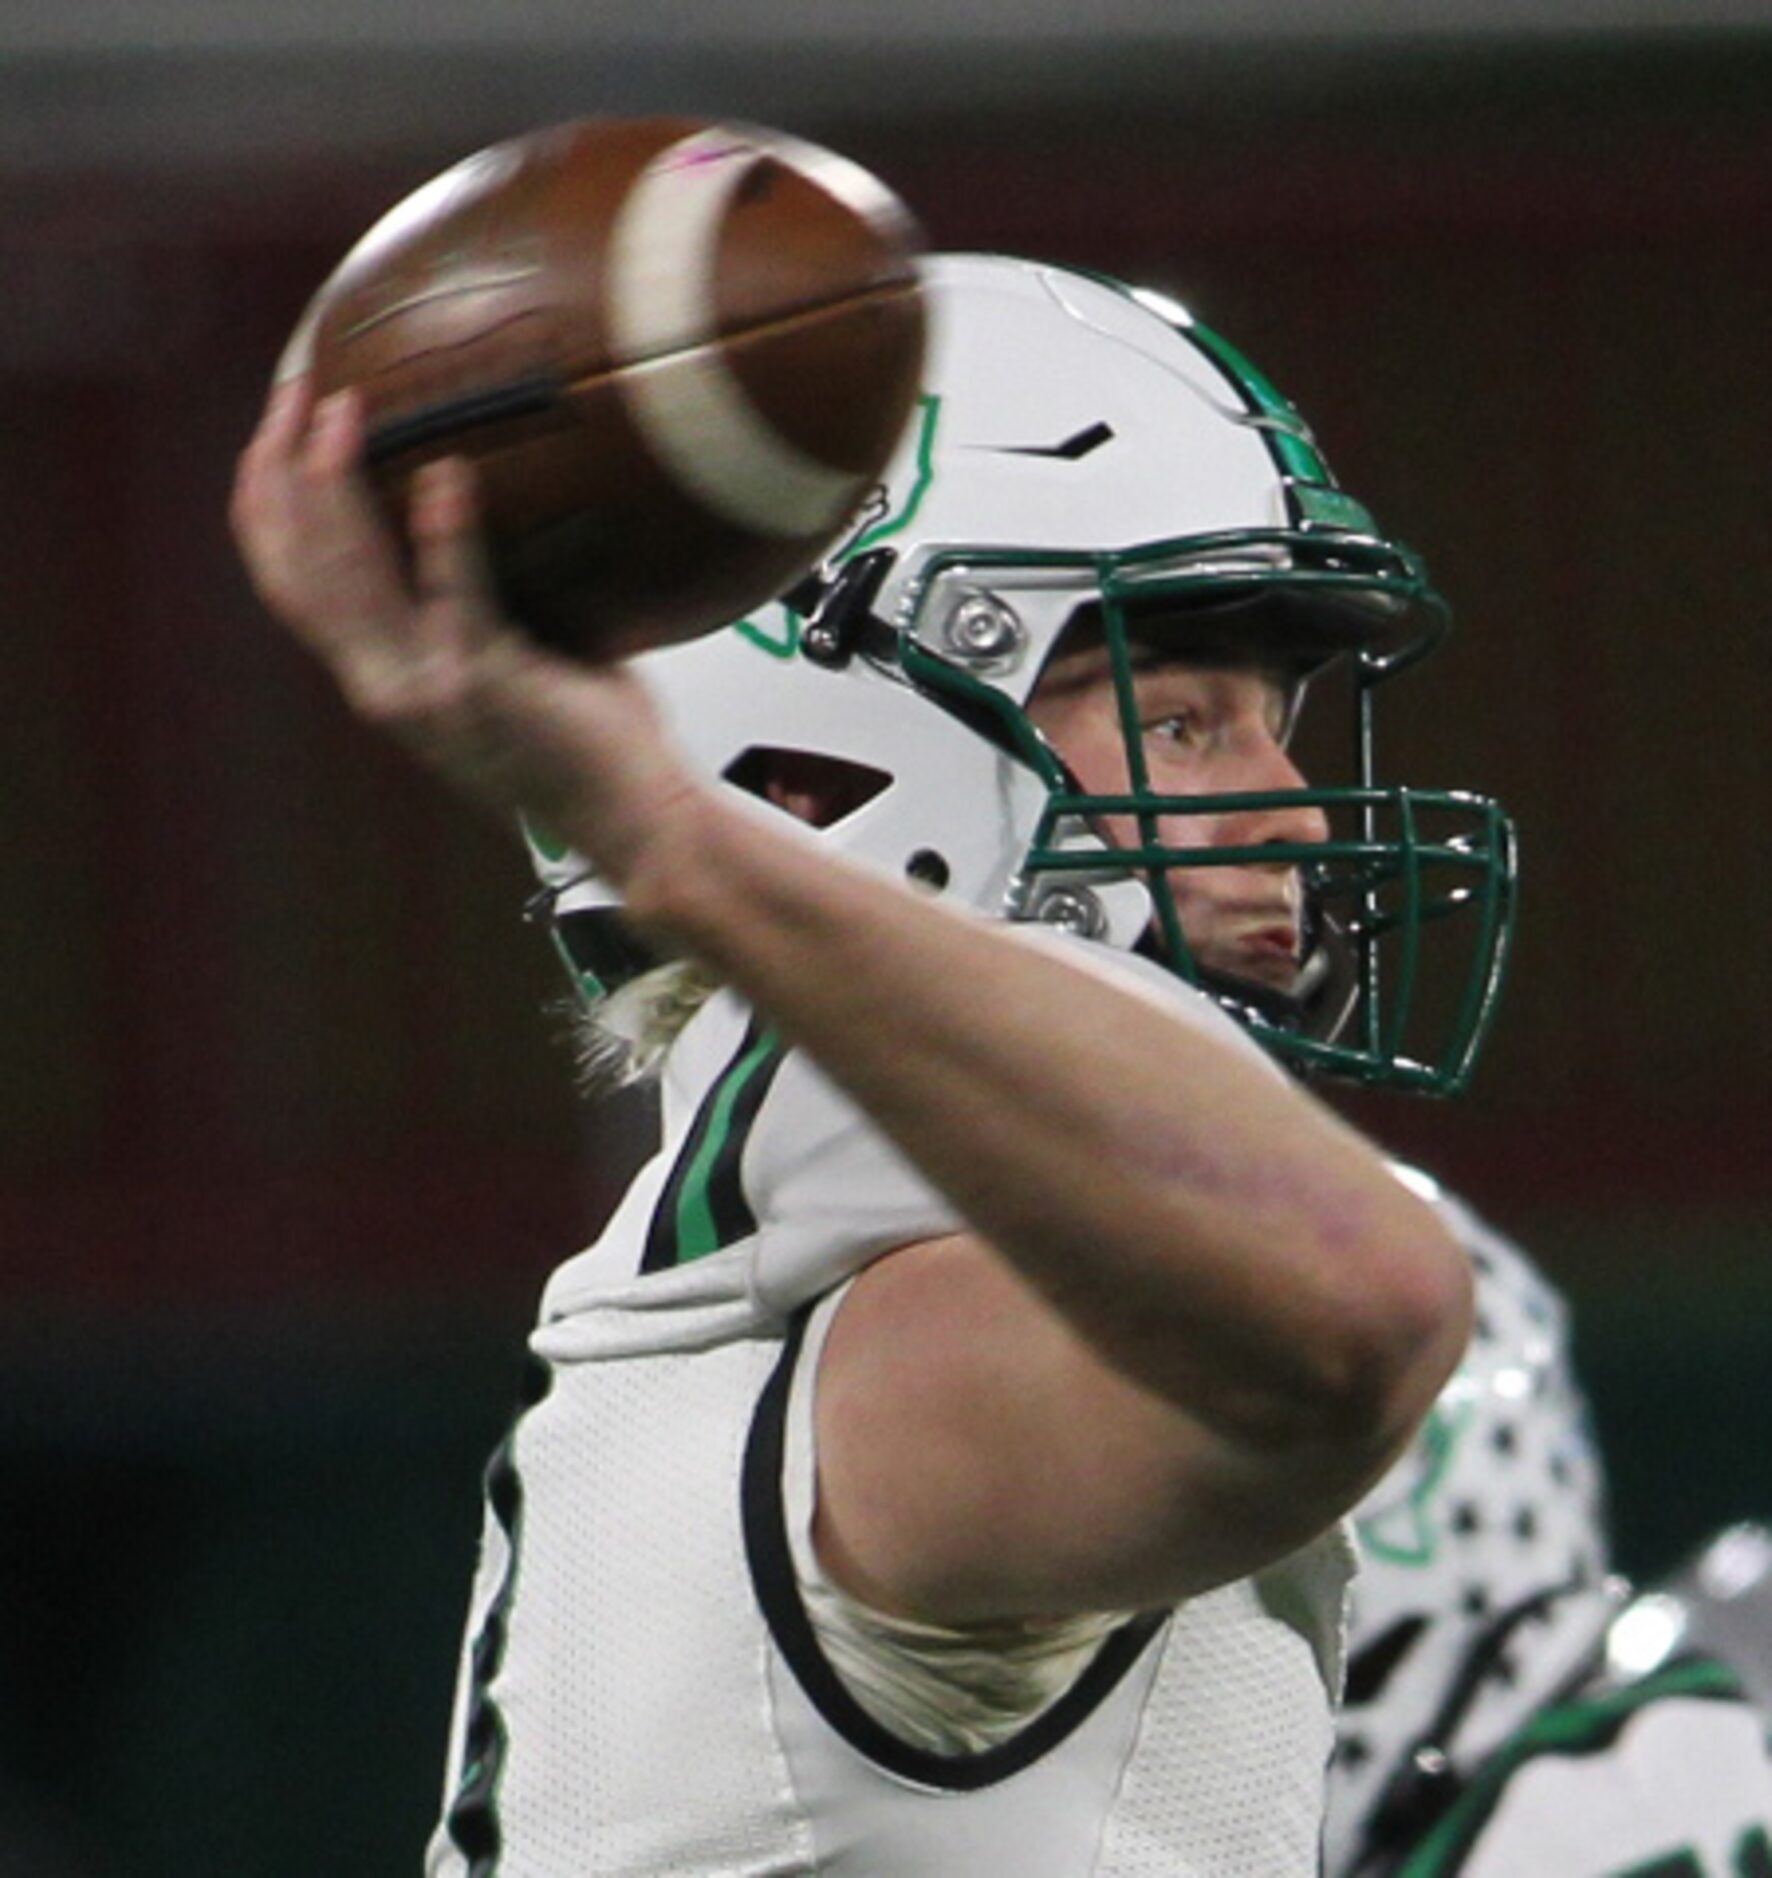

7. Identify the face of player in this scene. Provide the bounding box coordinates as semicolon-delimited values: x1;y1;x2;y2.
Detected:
1026;639;1329;995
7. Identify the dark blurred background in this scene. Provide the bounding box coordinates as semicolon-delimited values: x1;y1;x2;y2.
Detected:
3;4;1769;1871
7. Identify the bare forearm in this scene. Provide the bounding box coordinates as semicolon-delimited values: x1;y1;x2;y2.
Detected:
229;383;1464;1459
623;788;1469;1452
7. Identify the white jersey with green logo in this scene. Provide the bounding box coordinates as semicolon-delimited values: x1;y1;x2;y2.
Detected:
423;936;1354;1876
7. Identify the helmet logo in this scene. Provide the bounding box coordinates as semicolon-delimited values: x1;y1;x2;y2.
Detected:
842;392;943;559
733;607;801;659
986;419;1116;462
731;394;943;661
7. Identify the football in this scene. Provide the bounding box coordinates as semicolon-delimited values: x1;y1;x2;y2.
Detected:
283;117;926;660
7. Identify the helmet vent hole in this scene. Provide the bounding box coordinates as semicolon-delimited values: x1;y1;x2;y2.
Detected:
906;849;950;891
724;747;891;830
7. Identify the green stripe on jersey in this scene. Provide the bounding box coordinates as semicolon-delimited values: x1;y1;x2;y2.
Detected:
675;1031;781;1263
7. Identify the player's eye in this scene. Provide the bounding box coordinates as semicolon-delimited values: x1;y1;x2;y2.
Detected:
1146;711;1198;745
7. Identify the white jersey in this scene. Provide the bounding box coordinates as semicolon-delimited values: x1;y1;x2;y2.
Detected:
425;942;1354;1876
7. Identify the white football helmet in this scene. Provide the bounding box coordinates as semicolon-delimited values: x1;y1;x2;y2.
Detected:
526;253;1516;1091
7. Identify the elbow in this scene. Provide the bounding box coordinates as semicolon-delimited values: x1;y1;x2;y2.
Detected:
1176;1203;1472;1472
1307;1202;1473;1461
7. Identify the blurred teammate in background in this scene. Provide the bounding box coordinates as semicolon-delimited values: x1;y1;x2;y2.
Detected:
1327;1175;1772;1877
234;254;1513;1874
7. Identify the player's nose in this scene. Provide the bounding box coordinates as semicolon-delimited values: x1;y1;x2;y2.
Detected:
1226;734;1330;851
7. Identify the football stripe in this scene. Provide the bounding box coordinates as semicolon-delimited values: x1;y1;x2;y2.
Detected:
606;126;861;540
737;124;919;249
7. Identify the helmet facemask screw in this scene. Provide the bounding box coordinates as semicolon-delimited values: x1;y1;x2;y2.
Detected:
1029;884;1107;939
942;591;1024;669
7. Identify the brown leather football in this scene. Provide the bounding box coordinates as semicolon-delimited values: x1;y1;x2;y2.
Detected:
285;117;926;660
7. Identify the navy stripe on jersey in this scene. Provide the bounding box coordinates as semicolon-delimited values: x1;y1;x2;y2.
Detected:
741;1308;1168;1792
641;1019;786;1273
444;1353;553;1871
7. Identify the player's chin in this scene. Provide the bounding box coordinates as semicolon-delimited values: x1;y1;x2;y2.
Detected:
1192;939;1306;997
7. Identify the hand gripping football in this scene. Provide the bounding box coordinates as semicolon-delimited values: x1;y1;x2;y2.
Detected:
284;117;926;660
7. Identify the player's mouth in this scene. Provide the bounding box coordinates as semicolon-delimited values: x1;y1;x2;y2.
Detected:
1194;916;1304;993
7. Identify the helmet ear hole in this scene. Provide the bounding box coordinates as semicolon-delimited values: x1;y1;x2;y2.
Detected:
724;746;892;830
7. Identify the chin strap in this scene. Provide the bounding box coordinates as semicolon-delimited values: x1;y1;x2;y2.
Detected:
529;901;663;1001
1171;908;1360;1064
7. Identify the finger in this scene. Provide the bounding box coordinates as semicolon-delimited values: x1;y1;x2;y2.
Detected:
259;372;314;451
299;392;407;593
284;390;415;625
235;385;422;717
409;455;504;655
232;377;333;573
230;376;311;547
300;385;374;489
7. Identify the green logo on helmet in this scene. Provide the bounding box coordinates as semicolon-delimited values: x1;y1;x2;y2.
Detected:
731;393;945;661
